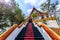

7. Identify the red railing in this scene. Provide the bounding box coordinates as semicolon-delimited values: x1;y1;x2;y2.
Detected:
39;24;60;40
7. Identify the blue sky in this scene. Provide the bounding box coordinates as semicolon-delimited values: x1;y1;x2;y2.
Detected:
15;0;60;17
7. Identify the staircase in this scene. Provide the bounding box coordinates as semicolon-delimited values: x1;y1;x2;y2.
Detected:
15;22;44;40
0;21;60;40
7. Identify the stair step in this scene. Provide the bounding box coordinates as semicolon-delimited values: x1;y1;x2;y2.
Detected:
16;37;44;38
15;23;45;40
15;37;44;40
17;35;43;37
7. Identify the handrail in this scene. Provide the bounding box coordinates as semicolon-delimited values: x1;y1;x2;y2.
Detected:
33;22;52;40
18;22;25;28
0;24;19;40
39;24;60;40
0;21;27;40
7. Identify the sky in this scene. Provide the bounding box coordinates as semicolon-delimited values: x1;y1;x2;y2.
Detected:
15;0;60;17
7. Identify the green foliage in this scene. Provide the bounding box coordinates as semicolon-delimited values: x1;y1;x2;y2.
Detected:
57;17;60;22
41;0;50;11
31;13;37;18
0;0;25;30
14;5;25;24
42;20;46;24
41;0;59;20
41;0;59;12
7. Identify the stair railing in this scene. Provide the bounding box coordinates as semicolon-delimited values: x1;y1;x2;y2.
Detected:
38;24;60;40
0;24;19;40
0;21;26;40
33;22;52;40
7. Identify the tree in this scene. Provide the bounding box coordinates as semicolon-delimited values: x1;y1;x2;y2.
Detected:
50;1;59;15
15;5;25;24
0;0;25;32
41;0;59;25
41;0;50;11
41;0;59;17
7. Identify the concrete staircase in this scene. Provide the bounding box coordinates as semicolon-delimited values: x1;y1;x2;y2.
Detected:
15;23;44;40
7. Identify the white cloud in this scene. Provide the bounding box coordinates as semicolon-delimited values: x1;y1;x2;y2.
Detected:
24;0;38;6
27;8;32;13
5;0;10;3
25;8;32;17
24;0;47;6
27;8;43;15
39;0;47;5
27;8;43;14
56;5;60;11
37;8;43;11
